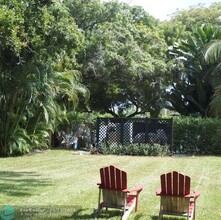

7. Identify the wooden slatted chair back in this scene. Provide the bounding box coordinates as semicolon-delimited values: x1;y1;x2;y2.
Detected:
97;165;143;219
160;171;191;196
100;165;127;190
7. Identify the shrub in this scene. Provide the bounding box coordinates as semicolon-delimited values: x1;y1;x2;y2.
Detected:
97;143;169;156
173;117;221;154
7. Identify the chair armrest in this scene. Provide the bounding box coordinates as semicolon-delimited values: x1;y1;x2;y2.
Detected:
156;188;162;195
190;191;200;198
184;191;200;198
97;183;102;188
156;188;200;198
122;185;143;193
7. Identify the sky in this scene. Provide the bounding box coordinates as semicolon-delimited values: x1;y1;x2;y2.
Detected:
111;0;218;21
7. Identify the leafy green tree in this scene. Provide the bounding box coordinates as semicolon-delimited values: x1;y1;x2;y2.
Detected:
64;0;115;30
0;0;88;156
69;1;169;118
161;20;188;48
170;2;221;31
161;2;221;52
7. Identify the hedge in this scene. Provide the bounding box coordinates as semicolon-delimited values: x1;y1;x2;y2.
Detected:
173;117;221;155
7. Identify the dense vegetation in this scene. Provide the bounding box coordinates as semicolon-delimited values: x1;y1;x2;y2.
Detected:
1;0;221;156
173;117;221;154
98;143;169;156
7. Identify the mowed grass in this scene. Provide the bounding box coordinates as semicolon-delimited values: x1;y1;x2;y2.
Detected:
0;150;221;219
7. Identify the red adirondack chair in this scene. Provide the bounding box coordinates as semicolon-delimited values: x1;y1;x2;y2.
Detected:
97;165;143;220
156;171;200;220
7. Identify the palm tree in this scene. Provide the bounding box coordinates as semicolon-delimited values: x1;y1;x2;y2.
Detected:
205;41;221;64
0;0;87;156
205;41;221;116
167;25;218;117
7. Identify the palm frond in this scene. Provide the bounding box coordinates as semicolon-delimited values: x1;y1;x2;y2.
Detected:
205;41;221;64
210;85;221;117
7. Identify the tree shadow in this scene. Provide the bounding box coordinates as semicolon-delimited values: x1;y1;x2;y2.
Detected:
0;171;51;197
150;216;159;220
150;216;183;220
67;208;147;220
134;213;147;219
67;208;97;219
65;208;124;219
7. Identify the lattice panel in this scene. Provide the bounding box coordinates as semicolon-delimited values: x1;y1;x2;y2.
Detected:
96;118;173;149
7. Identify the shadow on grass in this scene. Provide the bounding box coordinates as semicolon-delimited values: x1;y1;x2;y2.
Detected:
68;208;121;219
150;216;159;220
133;213;147;219
68;208;97;219
66;208;146;219
150;216;184;220
0;171;51;197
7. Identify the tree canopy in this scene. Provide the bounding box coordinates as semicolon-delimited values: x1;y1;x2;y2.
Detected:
0;0;221;156
69;1;169;117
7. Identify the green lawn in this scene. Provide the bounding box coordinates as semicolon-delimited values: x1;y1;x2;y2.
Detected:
0;150;221;219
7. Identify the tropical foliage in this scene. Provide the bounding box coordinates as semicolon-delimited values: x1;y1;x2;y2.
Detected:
166;25;221;116
205;40;221;116
0;0;221;156
0;0;88;156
